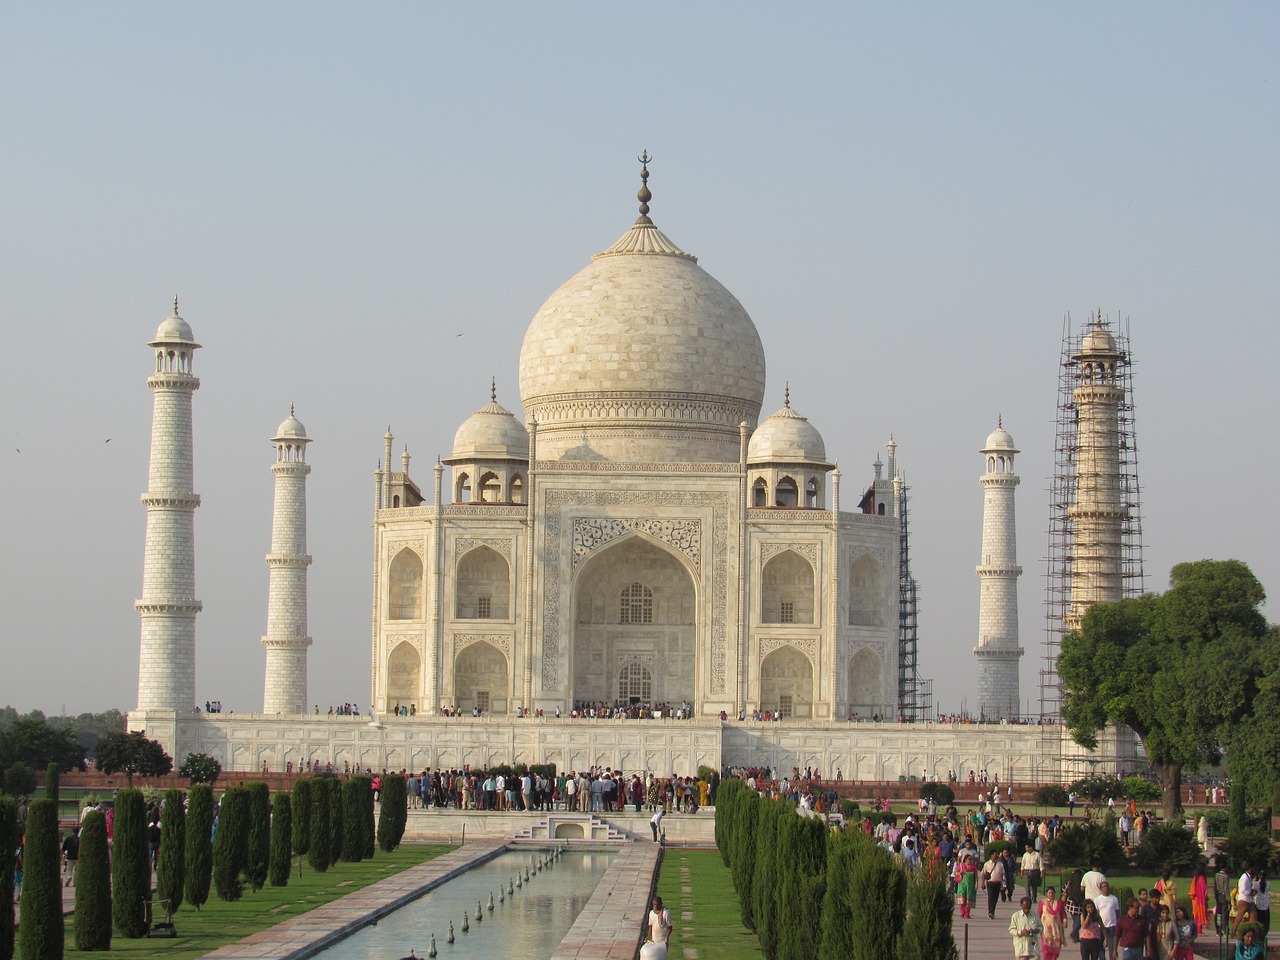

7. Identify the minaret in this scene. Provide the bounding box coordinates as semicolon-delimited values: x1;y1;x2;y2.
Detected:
262;406;313;714
974;419;1023;719
136;299;202;711
1067;314;1126;627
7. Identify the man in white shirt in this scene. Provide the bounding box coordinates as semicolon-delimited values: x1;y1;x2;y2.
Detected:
1082;865;1108;903
645;895;672;958
1094;881;1121;960
1020;843;1044;902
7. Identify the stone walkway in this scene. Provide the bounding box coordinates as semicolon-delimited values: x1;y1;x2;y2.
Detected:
549;843;658;960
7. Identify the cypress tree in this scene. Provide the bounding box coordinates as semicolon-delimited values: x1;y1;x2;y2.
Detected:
897;855;958;960
326;778;342;868
731;791;760;929
155;788;185;916
818;828;865;960
308;779;331;873
0;796;14;960
44;763;59;806
245;781;270;891
848;842;906;960
715;779;744;866
777;816;828;960
269;794;292;886
74;810;112;951
752;800;784;960
111;787;151;937
185;784;214;910
213;787;248;902
18;799;63;960
340;779;363;862
291;777;312;856
378;774;407;852
360;776;376;859
1229;777;1247;834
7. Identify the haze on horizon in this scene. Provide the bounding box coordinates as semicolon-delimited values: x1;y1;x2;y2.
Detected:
2;3;1276;719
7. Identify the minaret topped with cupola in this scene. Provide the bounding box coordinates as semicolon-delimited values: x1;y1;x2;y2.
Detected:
974;418;1023;719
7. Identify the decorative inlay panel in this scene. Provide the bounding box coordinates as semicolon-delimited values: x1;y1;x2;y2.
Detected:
455;538;514;563
759;637;817;665
387;539;425;560
386;633;424;652
453;634;512;659
760;542;818;565
571;518;701;572
847;543;891;568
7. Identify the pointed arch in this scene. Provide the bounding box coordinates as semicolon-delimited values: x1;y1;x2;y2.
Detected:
453;640;509;714
478;471;501;502
847;647;882;717
761;549;815;624
388;548;424;620
805;478;820;508
455;472;472;503
775;476;798;507
386;641;421;712
456;545;510;619
752;477;768;507
760;645;813;718
509;474;525;504
849;554;885;626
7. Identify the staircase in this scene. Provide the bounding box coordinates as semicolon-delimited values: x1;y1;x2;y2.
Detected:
509;812;632;843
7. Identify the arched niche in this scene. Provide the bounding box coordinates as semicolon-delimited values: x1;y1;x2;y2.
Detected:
478;471;501;502
847;647;882;717
848;554;885;626
388;549;424;620
761;550;815;624
386;641;421;711
571;535;696;707
752;477;768;507
759;645;813;718
453;640;509;714
775;476;798;507
456;546;510;619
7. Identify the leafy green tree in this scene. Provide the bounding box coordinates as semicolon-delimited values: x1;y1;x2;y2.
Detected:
897;855;957;960
0;796;14;960
245;781;271;890
918;782;955;806
377;774;407;852
1045;822;1126;872
111;788;151;937
185;784;214;910
1121;776;1161;803
1134;822;1205;873
155;788;186;915
0;714;87;774
1059;560;1273;818
292;778;312;855
3;762;35;797
1035;785;1069;806
17;798;63;960
269;793;292;886
178;753;222;785
309;779;331;872
74;810;111;950
95;731;173;786
1229;778;1248;834
213;787;248;901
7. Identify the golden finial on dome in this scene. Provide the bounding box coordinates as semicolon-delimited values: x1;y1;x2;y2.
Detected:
784;382;791;408
636;150;653;224
172;295;180;317
490;377;497;403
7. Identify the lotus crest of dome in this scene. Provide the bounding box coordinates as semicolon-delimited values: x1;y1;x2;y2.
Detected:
450;392;529;462
748;397;828;464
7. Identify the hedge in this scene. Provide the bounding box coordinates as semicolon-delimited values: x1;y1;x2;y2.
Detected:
377;774;407;853
185;784;214;910
111;788;151;937
17;798;64;960
155;788;186;915
74;810;111;950
269;793;292;886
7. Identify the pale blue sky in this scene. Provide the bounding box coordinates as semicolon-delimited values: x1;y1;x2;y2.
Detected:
2;3;1276;717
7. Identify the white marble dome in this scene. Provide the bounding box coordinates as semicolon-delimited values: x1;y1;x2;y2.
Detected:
518;214;766;463
983;423;1016;452
450;395;529;462
274;407;308;441
1080;321;1117;354
152;305;196;345
748;401;827;463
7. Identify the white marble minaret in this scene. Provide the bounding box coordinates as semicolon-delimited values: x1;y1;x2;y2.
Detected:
974;419;1023;719
136;299;202;711
262;407;313;714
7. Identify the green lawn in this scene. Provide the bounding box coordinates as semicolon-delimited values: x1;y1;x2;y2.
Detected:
656;849;764;960
22;844;454;960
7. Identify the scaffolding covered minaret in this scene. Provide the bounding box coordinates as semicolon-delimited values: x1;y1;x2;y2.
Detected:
1041;311;1145;718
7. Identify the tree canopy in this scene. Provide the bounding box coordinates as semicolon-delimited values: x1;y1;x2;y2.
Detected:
0;713;87;774
94;731;172;784
1059;559;1275;817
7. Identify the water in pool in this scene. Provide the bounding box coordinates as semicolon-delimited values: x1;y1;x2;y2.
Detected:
313;848;616;960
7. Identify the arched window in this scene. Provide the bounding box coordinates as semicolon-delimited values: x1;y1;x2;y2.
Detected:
775;477;798;507
618;662;653;702
849;554;885;627
762;550;815;624
388;549;424;620
456;547;510;619
455;473;471;503
620;582;653;624
479;471;501;502
509;475;525;504
805;478;820;508
752;477;768;507
877;503;886;516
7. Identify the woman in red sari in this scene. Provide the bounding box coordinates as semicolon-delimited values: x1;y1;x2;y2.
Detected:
1190;865;1209;933
1038;885;1065;960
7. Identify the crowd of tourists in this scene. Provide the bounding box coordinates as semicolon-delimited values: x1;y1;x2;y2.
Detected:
397;767;716;813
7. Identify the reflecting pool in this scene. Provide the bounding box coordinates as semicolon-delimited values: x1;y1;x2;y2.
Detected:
314;848;616;960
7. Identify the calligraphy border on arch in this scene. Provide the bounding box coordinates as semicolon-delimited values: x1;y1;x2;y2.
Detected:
452;633;513;662
542;489;732;694
455;537;514;564
759;541;819;565
571;518;701;572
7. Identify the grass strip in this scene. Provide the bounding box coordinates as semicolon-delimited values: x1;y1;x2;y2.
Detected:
25;843;453;960
656;848;764;960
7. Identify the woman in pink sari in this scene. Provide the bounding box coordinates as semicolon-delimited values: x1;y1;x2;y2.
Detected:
1190;865;1209;933
1038;885;1064;960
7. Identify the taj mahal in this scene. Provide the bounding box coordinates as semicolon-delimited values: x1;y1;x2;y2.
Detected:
128;160;1137;781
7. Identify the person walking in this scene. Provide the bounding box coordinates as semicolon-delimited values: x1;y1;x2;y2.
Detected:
1038;885;1065;960
641;895;672;960
1008;896;1042;959
955;850;979;919
1190;865;1208;934
982;849;1007;920
1078;900;1105;960
1064;869;1086;942
61;826;80;887
1021;842;1043;902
